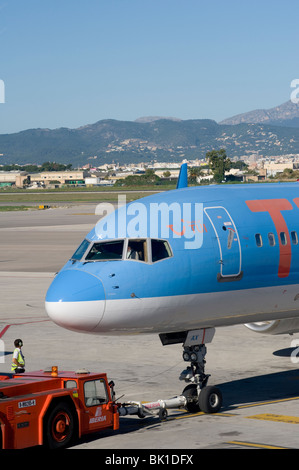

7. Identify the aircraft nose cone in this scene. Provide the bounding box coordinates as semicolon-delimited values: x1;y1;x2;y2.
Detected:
45;269;106;332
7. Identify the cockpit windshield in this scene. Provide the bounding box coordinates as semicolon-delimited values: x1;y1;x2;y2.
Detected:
85;240;124;261
71;239;90;260
71;238;173;263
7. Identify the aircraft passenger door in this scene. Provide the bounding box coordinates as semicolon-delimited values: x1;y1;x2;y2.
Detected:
204;206;242;280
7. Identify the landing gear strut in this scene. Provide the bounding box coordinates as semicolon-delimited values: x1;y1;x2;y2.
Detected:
119;329;222;421
179;329;222;413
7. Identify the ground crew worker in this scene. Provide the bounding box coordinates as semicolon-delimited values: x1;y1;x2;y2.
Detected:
11;339;25;373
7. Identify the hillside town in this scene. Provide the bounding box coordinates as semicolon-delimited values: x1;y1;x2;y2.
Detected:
1;152;299;189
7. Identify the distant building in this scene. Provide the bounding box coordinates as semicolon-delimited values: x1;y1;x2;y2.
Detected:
0;170;86;188
263;162;299;177
85;177;113;186
30;170;86;187
0;171;28;188
155;169;180;178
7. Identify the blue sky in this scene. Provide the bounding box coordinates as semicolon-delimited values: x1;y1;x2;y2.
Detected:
0;0;298;134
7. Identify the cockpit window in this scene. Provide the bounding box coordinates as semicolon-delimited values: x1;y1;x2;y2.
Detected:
85;240;124;261
71;239;90;260
73;238;172;263
151;239;172;262
126;239;148;262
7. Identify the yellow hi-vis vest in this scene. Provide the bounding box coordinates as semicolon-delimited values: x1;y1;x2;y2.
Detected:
11;348;25;371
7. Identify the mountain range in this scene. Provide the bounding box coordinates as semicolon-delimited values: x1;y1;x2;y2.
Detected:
1;100;299;166
220;100;299;128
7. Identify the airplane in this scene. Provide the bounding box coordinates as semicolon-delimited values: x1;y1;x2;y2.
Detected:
45;163;299;413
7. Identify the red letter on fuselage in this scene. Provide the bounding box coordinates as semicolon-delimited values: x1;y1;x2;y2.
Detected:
293;198;299;210
246;199;293;278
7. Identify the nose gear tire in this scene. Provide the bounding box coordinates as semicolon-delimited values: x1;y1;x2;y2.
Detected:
198;386;222;413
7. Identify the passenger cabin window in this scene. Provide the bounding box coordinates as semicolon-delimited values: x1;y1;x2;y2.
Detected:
268;233;276;247
84;379;108;407
151;239;172;262
126;239;147;262
255;234;263;247
71;239;90;260
85;240;124;261
280;232;287;246
291;231;298;245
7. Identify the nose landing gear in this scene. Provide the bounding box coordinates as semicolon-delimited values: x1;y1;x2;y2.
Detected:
179;329;222;413
119;328;222;422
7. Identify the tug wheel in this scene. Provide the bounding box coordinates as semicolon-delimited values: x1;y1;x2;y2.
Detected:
44;402;75;449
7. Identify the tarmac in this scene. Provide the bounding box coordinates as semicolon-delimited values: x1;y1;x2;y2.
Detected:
1;203;299;451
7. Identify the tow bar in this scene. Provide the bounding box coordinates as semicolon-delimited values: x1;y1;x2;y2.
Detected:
118;395;187;420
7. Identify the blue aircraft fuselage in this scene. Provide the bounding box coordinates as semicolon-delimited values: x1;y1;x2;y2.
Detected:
45;182;299;336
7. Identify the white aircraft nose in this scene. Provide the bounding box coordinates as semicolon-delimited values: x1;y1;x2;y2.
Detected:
45;269;106;333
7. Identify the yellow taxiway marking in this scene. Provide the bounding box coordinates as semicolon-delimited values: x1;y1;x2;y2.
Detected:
246;413;299;424
167;411;236;421
228;440;288;450
235;395;299;409
71;213;95;215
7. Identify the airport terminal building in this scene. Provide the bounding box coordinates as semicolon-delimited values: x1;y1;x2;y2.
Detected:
0;170;86;188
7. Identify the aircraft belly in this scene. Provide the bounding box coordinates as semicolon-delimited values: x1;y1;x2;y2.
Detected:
94;283;299;334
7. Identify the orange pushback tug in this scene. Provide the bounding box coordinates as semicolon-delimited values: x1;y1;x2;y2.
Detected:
0;367;119;449
0;366;208;449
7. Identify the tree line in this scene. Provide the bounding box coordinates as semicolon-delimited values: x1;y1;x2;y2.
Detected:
0;162;73;172
1;151;246;186
115;149;247;187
